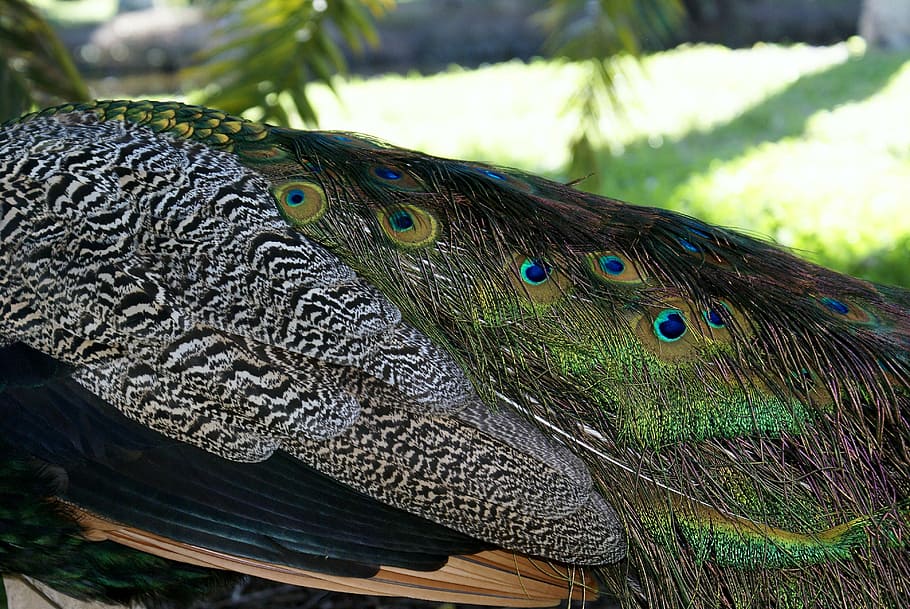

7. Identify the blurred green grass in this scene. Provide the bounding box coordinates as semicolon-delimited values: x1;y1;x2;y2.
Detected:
285;41;910;287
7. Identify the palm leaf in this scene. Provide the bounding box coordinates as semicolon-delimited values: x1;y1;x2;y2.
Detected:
539;0;685;188
0;0;89;121
189;0;393;124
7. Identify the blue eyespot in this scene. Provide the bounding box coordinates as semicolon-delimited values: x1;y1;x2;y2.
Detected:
374;167;402;180
388;210;415;232
520;258;551;285
598;255;625;275
285;188;306;207
654;309;687;342
481;169;507;181
678;238;700;253
703;308;725;328
820;297;850;315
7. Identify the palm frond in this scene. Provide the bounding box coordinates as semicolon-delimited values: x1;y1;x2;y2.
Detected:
0;0;89;121
539;0;686;189
189;0;394;124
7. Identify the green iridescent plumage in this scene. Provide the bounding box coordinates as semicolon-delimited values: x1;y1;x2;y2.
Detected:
8;100;910;609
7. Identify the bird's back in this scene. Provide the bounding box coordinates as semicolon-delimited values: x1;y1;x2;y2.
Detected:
1;100;908;609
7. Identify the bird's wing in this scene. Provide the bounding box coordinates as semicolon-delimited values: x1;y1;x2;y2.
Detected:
0;342;594;606
0;109;620;605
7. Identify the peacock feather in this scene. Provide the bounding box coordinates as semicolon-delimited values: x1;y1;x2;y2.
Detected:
1;99;908;609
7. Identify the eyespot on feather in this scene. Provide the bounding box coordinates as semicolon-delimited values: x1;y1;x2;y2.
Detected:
506;254;570;305
693;301;739;343
587;252;644;284
816;296;876;324
690;300;755;343
654;309;688;342
633;299;702;362
377;205;439;248
369;164;425;191
678;237;701;254
273;181;327;225
703;307;727;329
464;165;534;193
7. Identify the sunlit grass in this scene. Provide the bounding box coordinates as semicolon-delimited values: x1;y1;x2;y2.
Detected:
301;62;585;172
294;41;910;286
32;0;118;24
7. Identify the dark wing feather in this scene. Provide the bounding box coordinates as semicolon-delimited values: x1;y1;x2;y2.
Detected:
0;104;619;607
0;342;488;574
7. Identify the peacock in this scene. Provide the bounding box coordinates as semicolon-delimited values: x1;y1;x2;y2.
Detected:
0;99;907;609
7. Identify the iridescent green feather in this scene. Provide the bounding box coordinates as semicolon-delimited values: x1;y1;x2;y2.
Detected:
18;100;910;609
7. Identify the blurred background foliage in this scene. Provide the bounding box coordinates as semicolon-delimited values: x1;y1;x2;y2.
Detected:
1;0;909;291
0;0;87;120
